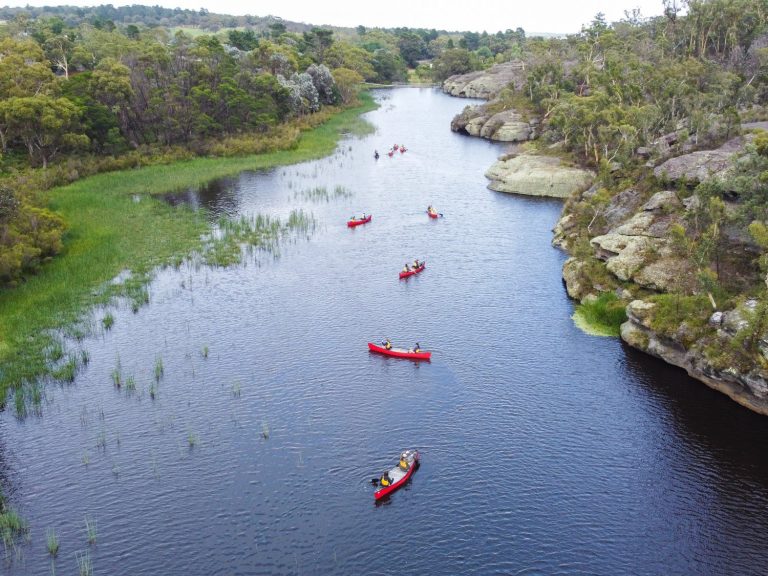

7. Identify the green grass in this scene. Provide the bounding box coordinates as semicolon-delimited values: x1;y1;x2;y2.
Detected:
572;292;628;337
0;94;377;399
0;507;27;547
46;527;59;556
84;516;96;544
75;550;92;576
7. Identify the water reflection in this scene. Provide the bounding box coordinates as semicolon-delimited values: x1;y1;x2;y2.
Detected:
163;175;244;218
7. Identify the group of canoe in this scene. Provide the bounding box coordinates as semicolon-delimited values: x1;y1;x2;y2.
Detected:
351;147;435;499
374;144;407;159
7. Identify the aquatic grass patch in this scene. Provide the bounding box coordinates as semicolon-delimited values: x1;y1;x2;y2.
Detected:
154;356;164;383
0;94;377;398
13;388;25;418
84;516;96;544
101;313;114;331
294;185;353;203
0;502;27;549
204;209;317;267
52;355;78;383
46;527;59;556
573;292;628;337
75;550;92;576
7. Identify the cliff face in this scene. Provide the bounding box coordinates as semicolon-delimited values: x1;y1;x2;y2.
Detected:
443;64;768;415
554;135;768;416
442;61;527;99
621;300;768;415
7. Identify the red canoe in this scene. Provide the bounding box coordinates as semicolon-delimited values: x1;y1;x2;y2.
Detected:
374;449;420;500
399;262;426;279
347;215;372;228
427;210;439;219
368;342;431;360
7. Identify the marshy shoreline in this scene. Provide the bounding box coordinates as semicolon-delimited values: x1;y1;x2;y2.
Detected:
0;94;377;405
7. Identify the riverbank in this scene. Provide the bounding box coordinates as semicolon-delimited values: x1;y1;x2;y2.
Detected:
0;94;377;403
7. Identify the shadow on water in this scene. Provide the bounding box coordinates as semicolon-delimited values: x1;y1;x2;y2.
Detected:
622;342;768;485
163;175;245;218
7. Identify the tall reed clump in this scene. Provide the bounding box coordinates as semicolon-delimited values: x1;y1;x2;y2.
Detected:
84;516;97;544
75;550;92;576
46;527;59;556
0;490;27;548
204;209;316;267
154;356;164;382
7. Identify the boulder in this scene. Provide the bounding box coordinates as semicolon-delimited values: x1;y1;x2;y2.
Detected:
485;155;595;199
442;61;527;99
451;105;536;142
653;136;748;185
479;110;532;141
562;257;587;300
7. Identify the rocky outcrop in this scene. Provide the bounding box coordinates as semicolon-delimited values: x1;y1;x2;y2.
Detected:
621;300;768;416
485;155;595;198
442;61;527;99
451;105;537;142
653;136;750;186
588;191;693;292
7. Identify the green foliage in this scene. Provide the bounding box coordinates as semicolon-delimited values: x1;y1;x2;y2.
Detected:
432;49;479;82
647;293;712;339
574;292;627;337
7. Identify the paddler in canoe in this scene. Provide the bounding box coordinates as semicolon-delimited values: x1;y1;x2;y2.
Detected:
412;258;420;269
381;338;392;350
380;471;392;486
402;263;411;273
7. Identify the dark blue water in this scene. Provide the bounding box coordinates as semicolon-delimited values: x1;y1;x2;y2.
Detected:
3;88;768;575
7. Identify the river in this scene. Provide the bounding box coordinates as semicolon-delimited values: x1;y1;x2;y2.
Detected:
3;88;768;575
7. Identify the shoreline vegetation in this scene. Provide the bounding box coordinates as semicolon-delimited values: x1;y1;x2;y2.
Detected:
0;93;377;403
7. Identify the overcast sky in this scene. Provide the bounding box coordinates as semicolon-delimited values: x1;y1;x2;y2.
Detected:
1;0;669;34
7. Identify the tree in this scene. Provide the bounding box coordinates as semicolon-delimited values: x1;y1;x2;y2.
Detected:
228;29;258;51
325;41;376;80
432;48;478;82
0;96;89;167
303;28;334;63
332;68;363;103
306;63;337;105
371;49;407;83
397;32;427;67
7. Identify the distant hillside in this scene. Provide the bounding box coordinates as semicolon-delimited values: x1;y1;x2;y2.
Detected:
0;4;322;33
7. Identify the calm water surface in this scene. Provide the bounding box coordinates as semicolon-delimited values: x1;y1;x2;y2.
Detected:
3;88;768;575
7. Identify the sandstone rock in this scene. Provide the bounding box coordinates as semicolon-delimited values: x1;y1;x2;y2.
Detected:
562;257;587;300
466;116;488;137
642;190;682;212
653;136;749;185
485;155;595;199
612;212;657;237
479;110;532;141
620;305;768;414
451;105;536;142
442;61;527;99
633;257;690;292
552;213;576;249
626;299;657;323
